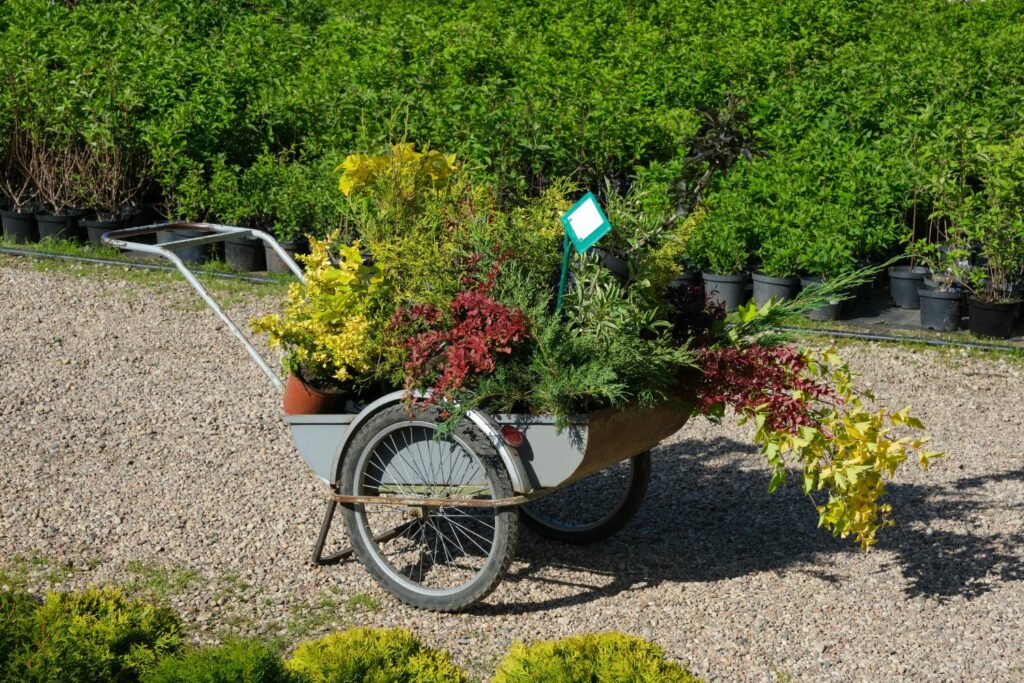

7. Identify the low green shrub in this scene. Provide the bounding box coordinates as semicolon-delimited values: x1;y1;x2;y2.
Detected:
143;639;294;683
285;628;468;683
3;587;182;683
492;632;701;683
0;587;39;668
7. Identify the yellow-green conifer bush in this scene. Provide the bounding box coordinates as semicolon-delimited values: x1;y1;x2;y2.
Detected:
493;633;701;683
285;628;468;683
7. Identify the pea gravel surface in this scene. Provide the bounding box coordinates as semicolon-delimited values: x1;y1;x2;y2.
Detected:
1;257;1022;682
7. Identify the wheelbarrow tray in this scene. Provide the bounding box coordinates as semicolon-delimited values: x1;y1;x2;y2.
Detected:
285;400;689;492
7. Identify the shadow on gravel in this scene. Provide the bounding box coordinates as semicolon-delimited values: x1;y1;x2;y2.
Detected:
479;438;1024;614
882;467;1024;601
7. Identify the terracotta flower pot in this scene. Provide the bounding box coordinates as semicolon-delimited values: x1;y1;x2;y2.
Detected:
282;373;345;415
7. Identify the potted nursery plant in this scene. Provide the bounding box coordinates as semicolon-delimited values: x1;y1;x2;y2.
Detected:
29;135;90;242
934;138;1024;338
690;190;751;311
797;213;859;321
0;130;39;243
79;122;149;247
908;219;968;332
753;219;803;305
251;236;383;414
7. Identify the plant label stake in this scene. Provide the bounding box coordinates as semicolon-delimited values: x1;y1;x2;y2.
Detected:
556;192;612;311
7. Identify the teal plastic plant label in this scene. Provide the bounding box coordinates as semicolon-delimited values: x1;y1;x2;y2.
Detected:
560;192;611;252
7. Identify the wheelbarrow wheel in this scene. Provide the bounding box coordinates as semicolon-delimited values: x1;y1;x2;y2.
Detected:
519;451;651;544
339;404;519;611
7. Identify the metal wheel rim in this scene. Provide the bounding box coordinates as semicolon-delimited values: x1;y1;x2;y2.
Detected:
351;421;501;597
521;459;637;532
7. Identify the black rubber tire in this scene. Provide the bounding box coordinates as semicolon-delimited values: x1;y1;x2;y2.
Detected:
519;451;651;545
339;404;519;611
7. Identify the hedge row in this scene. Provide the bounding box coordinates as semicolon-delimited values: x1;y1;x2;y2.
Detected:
0;586;700;682
1;0;1023;273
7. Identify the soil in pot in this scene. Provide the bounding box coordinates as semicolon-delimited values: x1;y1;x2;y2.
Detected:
83;215;126;247
1;208;39;243
265;239;303;274
967;297;1019;339
752;272;800;305
919;288;961;331
157;228;209;264
283;372;348;415
702;271;748;311
800;276;843;321
888;265;928;309
36;210;87;242
225;233;266;271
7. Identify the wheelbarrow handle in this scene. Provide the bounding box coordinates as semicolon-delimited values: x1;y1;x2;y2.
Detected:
102;222;305;392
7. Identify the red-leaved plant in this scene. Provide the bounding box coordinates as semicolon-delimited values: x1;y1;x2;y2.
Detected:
693;345;837;434
393;258;529;405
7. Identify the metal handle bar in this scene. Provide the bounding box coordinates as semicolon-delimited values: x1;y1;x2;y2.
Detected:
103;222;305;392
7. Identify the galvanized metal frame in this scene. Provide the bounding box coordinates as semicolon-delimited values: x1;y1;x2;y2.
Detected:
102;222;303;390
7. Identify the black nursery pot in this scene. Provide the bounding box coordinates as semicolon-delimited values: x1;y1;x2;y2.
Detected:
225;233;266;272
752;272;801;305
83;215;126;247
0;208;39;243
156;228;209;265
265;239;303;274
702;271;749;311
36;210;86;242
967;297;1018;339
918;288;961;332
800;276;843;321
888;265;928;309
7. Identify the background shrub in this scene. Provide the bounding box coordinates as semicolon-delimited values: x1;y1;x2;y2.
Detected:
285;627;468;683
1;0;1023;271
143;639;294;683
3;587;182;683
492;632;701;683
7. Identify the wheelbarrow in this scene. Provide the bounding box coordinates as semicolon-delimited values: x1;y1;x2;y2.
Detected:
103;224;691;611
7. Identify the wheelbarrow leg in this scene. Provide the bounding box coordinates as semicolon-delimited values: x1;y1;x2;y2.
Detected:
311;489;354;566
311;489;424;566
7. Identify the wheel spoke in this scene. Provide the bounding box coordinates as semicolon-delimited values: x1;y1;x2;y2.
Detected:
354;419;505;594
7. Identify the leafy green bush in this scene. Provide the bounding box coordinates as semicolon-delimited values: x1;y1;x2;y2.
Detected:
3;587;182;683
285;628;467;683
492;633;701;683
143;639;294;683
0;587;38;668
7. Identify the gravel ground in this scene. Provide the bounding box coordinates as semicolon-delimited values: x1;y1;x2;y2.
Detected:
1;256;1022;682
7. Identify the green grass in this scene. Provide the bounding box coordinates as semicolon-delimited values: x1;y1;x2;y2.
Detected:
124;559;203;601
0;248;291;303
1;554;82;590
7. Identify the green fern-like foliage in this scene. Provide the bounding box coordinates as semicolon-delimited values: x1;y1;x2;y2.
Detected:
285;628;468;683
4;587;182;683
0;588;39;671
143;639;294;683
492;632;701;683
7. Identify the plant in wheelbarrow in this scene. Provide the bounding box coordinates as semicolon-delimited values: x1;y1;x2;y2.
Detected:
251;236;385;414
245;145;944;612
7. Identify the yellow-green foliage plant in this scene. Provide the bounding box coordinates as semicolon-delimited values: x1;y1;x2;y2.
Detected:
4;587;182;683
492;633;701;683
285;628;467;683
704;297;944;550
252;234;383;385
751;348;941;549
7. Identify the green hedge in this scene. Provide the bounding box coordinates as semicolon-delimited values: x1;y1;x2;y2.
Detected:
1;0;1022;271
